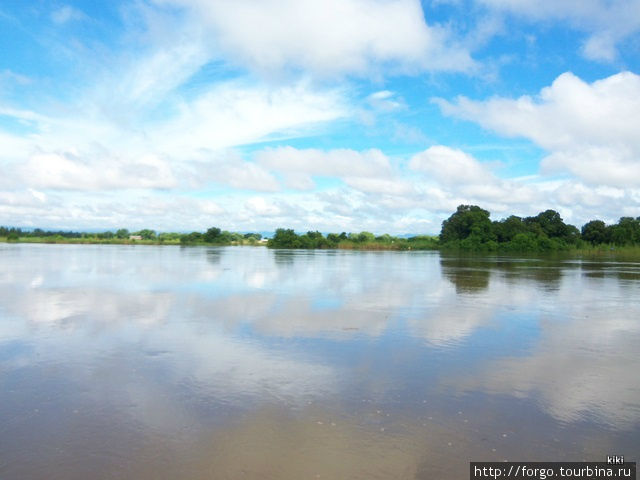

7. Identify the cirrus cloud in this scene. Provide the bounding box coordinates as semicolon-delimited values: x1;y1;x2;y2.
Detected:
476;0;640;61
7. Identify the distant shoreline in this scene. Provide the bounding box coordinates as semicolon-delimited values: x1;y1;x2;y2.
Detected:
3;203;639;254
3;236;640;259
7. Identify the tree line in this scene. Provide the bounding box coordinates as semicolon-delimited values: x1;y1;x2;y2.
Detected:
439;205;640;251
3;205;639;251
179;227;262;245
266;229;438;249
264;205;640;251
0;226;263;245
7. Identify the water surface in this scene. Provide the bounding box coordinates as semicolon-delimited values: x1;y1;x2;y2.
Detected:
1;244;638;479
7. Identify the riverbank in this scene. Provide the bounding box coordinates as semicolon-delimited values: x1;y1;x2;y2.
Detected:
0;236;433;250
0;236;259;247
4;236;640;259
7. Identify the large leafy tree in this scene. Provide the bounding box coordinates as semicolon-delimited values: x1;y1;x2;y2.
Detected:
115;228;129;239
493;215;528;242
204;227;221;243
440;205;493;243
525;209;578;243
135;229;156;240
581;220;607;245
269;228;300;248
608;217;640;245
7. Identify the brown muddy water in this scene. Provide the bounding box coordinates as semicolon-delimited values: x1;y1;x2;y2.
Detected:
0;244;638;479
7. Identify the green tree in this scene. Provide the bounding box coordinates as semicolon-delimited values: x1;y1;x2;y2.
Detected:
217;231;235;243
440;205;493;243
348;231;375;243
607;217;640;246
504;233;539;252
97;231;114;239
617;217;640;244
204;227;221;243
115;228;129;239
525;210;578;243
158;232;181;242
180;232;203;244
493;215;527;243
135;229;156;240
268;228;300;248
326;233;341;245
581;220;607;245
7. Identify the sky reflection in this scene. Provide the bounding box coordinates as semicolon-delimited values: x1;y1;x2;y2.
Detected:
0;244;638;478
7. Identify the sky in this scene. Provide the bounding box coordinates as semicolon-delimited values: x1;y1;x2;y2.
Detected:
1;0;639;234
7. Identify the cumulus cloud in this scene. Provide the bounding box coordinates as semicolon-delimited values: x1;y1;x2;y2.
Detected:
0;186;229;231
2;0;640;234
256;147;394;191
17;152;178;191
217;162;280;192
344;177;415;195
0;79;346;194
246;144;640;230
154;0;475;76
434;72;640;187
3;136;640;232
409;145;497;185
244;197;282;217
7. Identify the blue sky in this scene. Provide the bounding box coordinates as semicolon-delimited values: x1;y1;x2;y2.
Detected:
1;0;639;233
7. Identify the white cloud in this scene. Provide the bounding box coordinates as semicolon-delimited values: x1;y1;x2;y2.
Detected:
246;143;640;230
194;156;281;192
366;90;406;112
152;81;348;155
244;197;282;216
0;79;347;193
0;189;49;209
0;106;48;124
281;173;316;191
220;163;280;192
409;145;497;185
257;147;392;178
0;70;32;89
51;5;87;24
154;0;475;76
0;188;228;231
16;152;178;191
344;177;414;195
4;137;640;232
110;39;210;110
257;147;394;191
476;0;640;61
435;72;640;187
582;33;617;62
391;122;428;144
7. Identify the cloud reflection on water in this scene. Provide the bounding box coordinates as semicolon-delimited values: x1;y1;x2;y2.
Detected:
1;245;639;436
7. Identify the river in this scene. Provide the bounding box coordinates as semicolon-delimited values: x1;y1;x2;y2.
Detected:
0;244;638;479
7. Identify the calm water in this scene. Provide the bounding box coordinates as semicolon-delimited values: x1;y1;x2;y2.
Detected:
1;244;639;479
